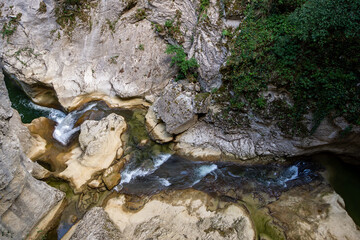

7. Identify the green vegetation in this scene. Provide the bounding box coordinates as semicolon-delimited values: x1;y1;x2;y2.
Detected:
138;44;144;51
154;10;184;44
199;0;210;13
38;1;47;14
108;55;119;64
106;18;118;33
165;44;199;81
55;0;97;37
222;0;360;133
134;8;147;21
1;13;21;41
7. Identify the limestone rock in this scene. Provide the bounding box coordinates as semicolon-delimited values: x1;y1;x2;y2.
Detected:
268;184;360;240
175;115;360;162
103;173;121;191
175;121;257;160
0;0;174;109
189;0;228;91
102;160;126;190
0;71;65;240
59;113;127;191
153;83;198;134
148;0;227;91
88;179;103;189
193;92;211;114
104;190;255;239
65;207;122;240
145;106;173;143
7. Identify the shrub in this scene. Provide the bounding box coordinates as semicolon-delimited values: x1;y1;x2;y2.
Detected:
222;0;360;133
165;44;199;81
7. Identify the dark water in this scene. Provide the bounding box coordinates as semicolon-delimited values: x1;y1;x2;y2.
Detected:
313;153;360;226
118;154;321;198
4;74;65;123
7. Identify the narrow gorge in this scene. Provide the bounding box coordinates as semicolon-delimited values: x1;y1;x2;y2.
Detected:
1;0;359;239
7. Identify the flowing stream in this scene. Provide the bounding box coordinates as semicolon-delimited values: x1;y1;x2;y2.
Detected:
3;75;360;238
116;154;320;197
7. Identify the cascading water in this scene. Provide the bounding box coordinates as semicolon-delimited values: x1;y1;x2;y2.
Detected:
52;102;98;145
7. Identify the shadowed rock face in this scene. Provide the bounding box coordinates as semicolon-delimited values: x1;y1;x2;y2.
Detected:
0;71;65;240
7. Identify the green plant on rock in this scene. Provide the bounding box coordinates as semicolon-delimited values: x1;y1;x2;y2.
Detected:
138;44;144;51
154;10;184;44
134;8;147;21
55;0;97;37
38;1;47;14
199;0;210;13
165;44;199;81
108;55;119;64
1;13;22;41
106;18;118;33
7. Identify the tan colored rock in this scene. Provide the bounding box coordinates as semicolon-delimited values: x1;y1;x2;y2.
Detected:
174;142;222;161
145;106;173;143
0;71;65;240
102;160;126;190
59;113;127;191
88;179;103;189
268;184;360;240
103;173;121;191
62;207;122;240
104;190;256;239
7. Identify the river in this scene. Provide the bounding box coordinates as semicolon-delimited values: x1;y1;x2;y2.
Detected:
4;74;360;239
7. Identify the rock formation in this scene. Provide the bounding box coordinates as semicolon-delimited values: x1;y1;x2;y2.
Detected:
59;113;127;191
65;190;255;240
0;71;65;240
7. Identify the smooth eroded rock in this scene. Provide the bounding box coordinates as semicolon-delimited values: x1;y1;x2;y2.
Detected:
0;71;65;240
59;113;127;191
103;190;256;240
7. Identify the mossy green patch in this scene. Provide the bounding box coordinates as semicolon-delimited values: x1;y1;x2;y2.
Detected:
241;196;286;240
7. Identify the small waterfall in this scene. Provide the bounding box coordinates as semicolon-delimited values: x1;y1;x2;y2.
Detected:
23;100;67;123
53;102;98;145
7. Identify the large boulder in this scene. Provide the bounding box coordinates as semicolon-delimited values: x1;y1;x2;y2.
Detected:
267;183;360;240
59;113;127;191
63;207;122;240
153;82;210;135
145;105;173;143
0;71;65;240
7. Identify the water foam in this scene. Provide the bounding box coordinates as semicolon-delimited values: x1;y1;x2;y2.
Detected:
157;177;171;187
191;164;218;186
275;165;299;187
120;154;172;185
53;103;97;145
